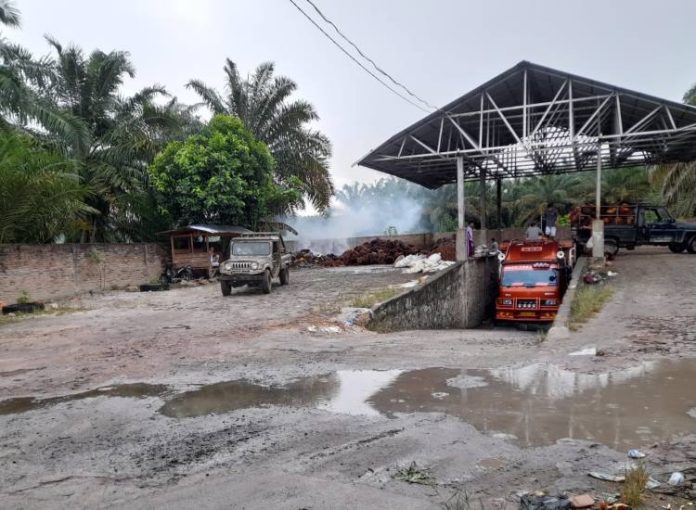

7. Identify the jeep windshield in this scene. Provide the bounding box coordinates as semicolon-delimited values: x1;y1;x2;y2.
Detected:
502;267;558;287
231;241;271;256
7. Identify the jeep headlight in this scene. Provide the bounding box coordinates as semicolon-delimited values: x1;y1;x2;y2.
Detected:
223;261;233;271
250;262;259;270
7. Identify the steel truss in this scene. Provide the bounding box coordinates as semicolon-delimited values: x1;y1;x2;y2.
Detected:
358;61;696;188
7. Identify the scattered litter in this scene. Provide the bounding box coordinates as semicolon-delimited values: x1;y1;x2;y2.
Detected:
393;461;435;485
627;449;646;459
646;477;661;489
396;253;455;274
519;493;571;510
431;392;449;400
607;271;618;277
569;347;597;356
569;494;594;508
589;472;625;482
336;307;371;327
306;325;342;334
668;471;685;486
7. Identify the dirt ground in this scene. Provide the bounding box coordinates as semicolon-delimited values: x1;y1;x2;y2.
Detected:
1;249;695;509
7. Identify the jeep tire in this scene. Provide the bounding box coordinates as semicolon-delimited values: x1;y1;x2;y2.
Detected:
669;242;686;254
262;270;272;294
280;266;289;285
220;280;231;296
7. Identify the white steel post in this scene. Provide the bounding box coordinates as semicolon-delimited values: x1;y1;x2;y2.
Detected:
456;156;467;261
592;145;605;260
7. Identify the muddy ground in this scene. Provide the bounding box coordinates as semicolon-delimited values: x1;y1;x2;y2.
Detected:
1;249;695;509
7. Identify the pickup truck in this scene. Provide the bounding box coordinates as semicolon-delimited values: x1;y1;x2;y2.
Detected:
218;233;291;295
572;204;696;255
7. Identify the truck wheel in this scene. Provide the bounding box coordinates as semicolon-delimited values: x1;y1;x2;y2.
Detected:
687;236;696;254
220;280;231;296
668;242;686;254
604;239;619;257
261;270;272;294
280;266;289;285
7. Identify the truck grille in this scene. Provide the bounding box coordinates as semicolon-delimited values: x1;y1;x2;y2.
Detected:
517;299;537;309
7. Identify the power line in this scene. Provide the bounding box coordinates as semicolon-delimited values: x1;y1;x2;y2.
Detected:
301;0;438;112
286;0;432;113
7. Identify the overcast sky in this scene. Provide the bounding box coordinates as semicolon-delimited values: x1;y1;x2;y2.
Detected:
10;0;696;189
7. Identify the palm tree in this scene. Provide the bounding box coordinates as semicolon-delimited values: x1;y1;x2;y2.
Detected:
36;37;196;241
187;59;334;211
648;84;696;218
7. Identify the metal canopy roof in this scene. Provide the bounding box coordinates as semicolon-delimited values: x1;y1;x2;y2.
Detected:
158;225;253;236
357;61;696;188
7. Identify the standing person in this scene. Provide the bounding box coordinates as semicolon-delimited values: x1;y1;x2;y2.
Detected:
526;221;543;240
466;222;475;257
208;247;220;278
544;204;558;239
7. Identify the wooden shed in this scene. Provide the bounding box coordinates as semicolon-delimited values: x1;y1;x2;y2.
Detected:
159;225;252;276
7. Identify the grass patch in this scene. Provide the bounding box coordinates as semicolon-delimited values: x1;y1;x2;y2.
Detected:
621;463;649;507
393;461;435;485
350;287;401;308
0;306;84;326
569;284;615;331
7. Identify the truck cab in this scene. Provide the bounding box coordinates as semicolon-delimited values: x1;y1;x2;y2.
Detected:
218;233;291;295
495;240;575;324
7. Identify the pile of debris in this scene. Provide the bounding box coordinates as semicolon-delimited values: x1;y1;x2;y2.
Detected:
292;239;422;268
427;237;456;261
394;253;455;274
339;239;420;265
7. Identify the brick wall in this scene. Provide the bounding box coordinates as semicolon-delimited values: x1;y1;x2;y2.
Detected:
0;244;166;305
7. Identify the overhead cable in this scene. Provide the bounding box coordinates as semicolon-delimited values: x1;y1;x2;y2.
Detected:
301;0;438;112
286;0;432;113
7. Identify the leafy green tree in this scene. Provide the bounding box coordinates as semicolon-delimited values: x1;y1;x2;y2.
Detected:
149;115;302;229
0;130;93;243
188;59;334;211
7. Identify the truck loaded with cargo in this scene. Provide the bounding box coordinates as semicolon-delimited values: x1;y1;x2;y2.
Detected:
495;239;575;324
571;203;696;255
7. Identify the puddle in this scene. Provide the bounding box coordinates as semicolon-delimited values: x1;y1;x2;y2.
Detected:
159;360;696;449
4;361;696;451
0;383;167;416
159;376;341;418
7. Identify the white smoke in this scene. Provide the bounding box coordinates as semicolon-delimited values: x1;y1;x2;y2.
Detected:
284;185;428;254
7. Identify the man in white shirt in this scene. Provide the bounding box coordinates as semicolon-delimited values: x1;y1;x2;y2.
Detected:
525;222;543;240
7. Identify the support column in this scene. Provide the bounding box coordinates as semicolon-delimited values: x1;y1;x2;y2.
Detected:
496;177;502;236
592;146;605;260
479;168;487;248
455;157;468;261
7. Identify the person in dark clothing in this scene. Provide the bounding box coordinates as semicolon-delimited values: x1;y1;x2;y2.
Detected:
544;204;558;239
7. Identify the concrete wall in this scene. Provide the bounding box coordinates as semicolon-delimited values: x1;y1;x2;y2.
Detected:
297;227;571;254
369;256;498;331
0;244;166;305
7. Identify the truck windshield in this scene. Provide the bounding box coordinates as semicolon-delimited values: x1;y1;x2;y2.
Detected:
502;268;558;287
231;241;271;256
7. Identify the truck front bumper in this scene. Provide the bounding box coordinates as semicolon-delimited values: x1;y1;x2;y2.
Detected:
495;309;558;322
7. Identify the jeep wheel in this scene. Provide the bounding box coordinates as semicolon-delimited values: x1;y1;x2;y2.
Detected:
687;236;696;254
280;266;289;285
261;270;272;294
220;280;231;296
668;242;686;254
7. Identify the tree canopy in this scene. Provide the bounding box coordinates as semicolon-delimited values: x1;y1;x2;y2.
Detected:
149;115;302;229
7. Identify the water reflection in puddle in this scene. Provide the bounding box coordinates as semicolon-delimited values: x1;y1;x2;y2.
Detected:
3;361;696;449
158;360;696;449
0;383;166;415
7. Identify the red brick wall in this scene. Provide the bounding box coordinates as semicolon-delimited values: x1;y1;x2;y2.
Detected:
0;244;166;305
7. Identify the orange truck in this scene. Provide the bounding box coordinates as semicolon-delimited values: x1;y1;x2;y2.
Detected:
495;239;575;324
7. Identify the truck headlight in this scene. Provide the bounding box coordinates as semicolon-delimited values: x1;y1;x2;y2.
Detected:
250;262;259;270
542;299;557;306
501;298;512;306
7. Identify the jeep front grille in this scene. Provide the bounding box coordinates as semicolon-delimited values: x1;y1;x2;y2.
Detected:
228;262;251;270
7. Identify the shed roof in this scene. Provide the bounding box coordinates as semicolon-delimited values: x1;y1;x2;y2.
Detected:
357;61;696;188
159;225;253;236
